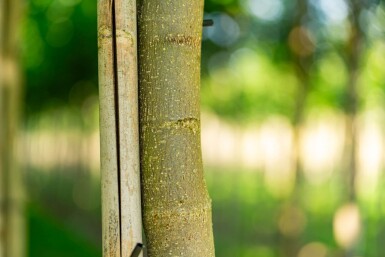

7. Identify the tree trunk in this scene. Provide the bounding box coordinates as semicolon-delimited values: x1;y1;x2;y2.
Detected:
339;1;364;256
0;0;25;256
290;0;313;198
138;1;215;256
344;0;363;204
279;1;312;256
98;0;142;256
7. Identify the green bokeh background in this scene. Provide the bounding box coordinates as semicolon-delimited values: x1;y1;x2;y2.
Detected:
18;0;385;256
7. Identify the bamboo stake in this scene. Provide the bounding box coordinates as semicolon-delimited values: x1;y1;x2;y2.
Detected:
98;0;142;256
113;0;142;255
98;1;121;256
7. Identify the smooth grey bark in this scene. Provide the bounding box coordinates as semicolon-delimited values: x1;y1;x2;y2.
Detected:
138;0;215;256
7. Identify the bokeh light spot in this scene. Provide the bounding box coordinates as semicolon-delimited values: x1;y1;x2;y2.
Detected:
316;0;349;24
298;242;328;257
206;13;240;47
333;204;361;248
243;0;283;21
289;26;316;57
278;205;307;238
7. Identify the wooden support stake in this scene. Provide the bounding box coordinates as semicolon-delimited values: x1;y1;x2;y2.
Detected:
98;0;142;256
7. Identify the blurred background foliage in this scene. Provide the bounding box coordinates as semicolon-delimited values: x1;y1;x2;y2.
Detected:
16;0;385;256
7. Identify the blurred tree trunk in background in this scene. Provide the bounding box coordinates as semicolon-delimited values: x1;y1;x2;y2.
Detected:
279;0;313;256
138;0;215;256
344;0;364;204
290;0;313;192
97;0;142;256
338;0;365;256
0;0;26;256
